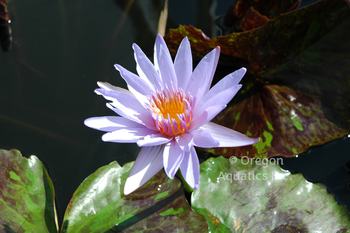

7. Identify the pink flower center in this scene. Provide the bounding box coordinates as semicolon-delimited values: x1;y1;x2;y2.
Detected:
147;88;193;136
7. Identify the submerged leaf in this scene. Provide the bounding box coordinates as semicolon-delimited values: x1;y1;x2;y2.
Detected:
0;149;57;232
192;156;350;232
61;161;207;232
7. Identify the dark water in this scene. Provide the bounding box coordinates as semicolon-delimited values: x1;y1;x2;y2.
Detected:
0;0;349;227
0;0;234;225
279;135;350;211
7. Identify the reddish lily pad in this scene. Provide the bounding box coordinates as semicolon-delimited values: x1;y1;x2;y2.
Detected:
239;7;270;31
165;0;350;158
0;149;58;232
261;17;350;131
207;85;348;158
164;0;350;74
222;0;301;33
210;16;350;159
61;161;207;232
192;156;350;232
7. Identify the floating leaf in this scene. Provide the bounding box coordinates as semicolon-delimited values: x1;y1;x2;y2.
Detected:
207;84;348;158
164;0;350;158
164;0;350;74
0;149;57;233
221;0;300;33
238;7;270;31
61;161;207;232
0;149;207;232
280;134;350;211
261;17;350;130
192;156;350;232
210;17;350;158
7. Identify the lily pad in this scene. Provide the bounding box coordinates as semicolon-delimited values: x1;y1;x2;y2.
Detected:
192;156;350;232
61;161;207;232
0;149;58;233
221;0;300;33
164;0;350;158
208;84;348;158
261;17;350;130
165;0;350;74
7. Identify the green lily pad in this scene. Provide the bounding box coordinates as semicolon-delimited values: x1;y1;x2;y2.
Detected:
0;149;58;233
61;161;207;232
192;156;350;232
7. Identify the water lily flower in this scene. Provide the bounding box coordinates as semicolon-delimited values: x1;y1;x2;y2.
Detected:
84;35;259;195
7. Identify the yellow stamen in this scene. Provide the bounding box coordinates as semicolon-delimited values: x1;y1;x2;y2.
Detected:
147;88;193;136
